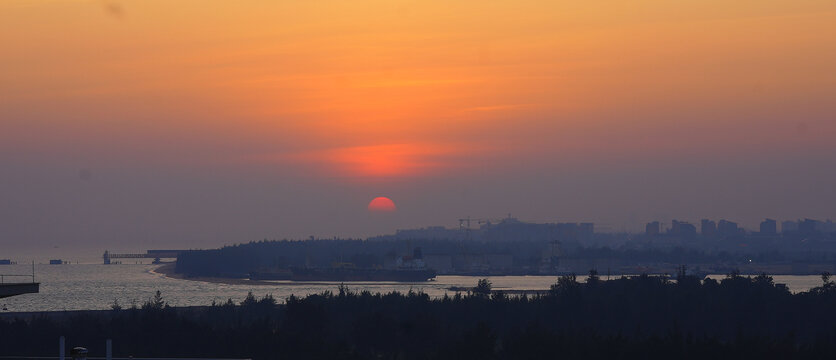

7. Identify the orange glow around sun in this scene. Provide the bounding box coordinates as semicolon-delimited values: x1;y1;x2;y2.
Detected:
278;143;480;179
2;0;835;182
329;144;445;178
368;197;397;212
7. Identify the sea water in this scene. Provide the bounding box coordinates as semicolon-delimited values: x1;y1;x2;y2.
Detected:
0;264;826;312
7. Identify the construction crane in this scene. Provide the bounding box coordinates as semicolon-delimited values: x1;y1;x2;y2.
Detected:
457;216;510;241
458;217;508;230
458;217;472;231
458;217;475;241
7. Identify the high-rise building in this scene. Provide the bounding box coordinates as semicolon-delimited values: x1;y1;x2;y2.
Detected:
680;223;697;237
671;220;696;238
717;219;739;237
646;221;660;236
782;220;798;234
799;219;820;235
701;219;716;237
759;219;777;235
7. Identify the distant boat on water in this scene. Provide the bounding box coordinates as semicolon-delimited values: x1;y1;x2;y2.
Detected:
49;259;64;265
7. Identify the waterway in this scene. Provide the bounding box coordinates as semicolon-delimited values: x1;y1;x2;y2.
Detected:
0;264;827;312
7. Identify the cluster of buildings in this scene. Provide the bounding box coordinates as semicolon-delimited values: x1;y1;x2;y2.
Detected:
386;216;836;243
365;216;836;275
370;218;595;274
379;217;595;243
646;218;836;237
780;219;836;235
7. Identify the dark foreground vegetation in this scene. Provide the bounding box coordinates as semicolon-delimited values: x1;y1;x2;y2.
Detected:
4;272;836;359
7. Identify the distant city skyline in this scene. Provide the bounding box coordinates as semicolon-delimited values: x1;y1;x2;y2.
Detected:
6;214;836;264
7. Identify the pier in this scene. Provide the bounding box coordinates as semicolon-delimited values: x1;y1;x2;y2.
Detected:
0;282;39;299
0;267;39;299
103;250;187;264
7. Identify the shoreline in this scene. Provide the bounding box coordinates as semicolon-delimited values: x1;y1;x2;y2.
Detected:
150;263;277;286
151;263;826;293
152;264;553;296
151;264;465;287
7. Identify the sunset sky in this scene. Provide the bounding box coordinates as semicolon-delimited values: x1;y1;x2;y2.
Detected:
2;1;835;258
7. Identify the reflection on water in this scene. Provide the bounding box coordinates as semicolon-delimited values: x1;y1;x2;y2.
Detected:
0;264;826;312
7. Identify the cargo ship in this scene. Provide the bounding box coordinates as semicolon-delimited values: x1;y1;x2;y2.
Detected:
250;250;436;282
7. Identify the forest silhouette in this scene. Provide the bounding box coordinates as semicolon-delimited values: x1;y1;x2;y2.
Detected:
4;271;836;359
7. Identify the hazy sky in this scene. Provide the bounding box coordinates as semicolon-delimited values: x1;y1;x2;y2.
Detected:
2;0;835;259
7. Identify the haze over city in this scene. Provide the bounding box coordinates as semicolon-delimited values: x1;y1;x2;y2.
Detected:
2;0;835;259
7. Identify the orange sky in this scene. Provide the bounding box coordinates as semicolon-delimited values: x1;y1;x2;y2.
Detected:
3;0;835;179
1;1;836;253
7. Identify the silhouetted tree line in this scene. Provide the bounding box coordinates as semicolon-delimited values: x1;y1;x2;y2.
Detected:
175;239;771;277
4;273;836;359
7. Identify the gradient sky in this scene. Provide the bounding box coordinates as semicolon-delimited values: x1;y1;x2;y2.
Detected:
2;0;835;260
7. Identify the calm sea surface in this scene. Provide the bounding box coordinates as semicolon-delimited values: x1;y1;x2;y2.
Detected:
0;264;826;312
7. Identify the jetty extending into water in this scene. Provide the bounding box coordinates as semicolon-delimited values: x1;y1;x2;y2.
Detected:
0;269;39;299
0;282;39;299
103;250;187;264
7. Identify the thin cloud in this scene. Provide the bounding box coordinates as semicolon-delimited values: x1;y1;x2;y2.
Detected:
462;104;538;112
102;1;124;19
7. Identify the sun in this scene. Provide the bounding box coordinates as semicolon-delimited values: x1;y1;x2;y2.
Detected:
368;197;397;212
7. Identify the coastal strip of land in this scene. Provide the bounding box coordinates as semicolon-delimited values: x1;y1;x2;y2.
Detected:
150;263;276;286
